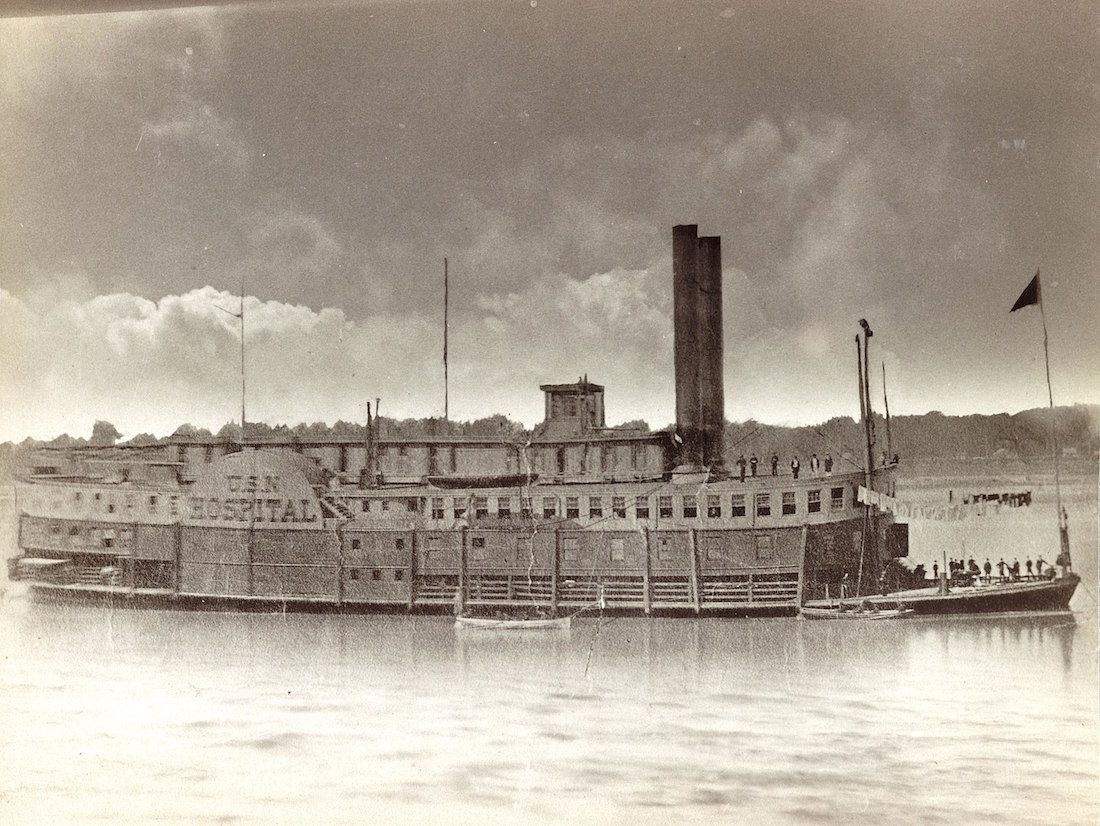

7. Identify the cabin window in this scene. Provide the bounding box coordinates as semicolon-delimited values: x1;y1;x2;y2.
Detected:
612;497;626;518
755;534;775;560
103;537;114;548
361;500;370;512
566;497;579;519
497;498;512;519
426;536;441;551
338;446;348;473
543;497;557;519
432;498;445;519
474;497;489;519
74;491;82;502
394;569;405;582
521;498;532;519
515;535;533;560
350;569;360;581
556;447;566;474
657;537;674;560
449;447;457;472
49;523;61;535
658;496;673;519
563;537;579;562
682;495;697;519
94;492;101;501
755;493;771;517
635;496;650;519
707;495;721;518
453;501;466;520
351;538;361;550
394;537;405;551
831;487;845;511
381;499;391;512
808;490;822;513
406;498;418;513
588;497;603;519
107;503;116;514
610;537;626;562
69;526;80;536
782;492;796;516
398;445;408;457
705;538;725;561
204;445;215;462
372;569;382;581
471;536;486;549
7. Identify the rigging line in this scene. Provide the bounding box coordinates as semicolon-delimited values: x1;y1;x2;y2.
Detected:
812;429;865;472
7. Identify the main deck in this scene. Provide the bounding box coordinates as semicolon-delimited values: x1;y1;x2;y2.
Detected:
10;451;903;615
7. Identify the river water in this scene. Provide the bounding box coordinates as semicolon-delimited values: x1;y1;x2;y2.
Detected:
1;485;1097;824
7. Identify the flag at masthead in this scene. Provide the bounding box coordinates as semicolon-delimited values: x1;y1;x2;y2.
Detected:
1010;270;1040;312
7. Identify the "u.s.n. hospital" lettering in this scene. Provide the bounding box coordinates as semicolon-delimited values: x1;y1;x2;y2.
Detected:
187;496;318;523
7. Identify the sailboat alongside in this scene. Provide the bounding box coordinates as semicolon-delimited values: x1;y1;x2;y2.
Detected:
804;269;1081;618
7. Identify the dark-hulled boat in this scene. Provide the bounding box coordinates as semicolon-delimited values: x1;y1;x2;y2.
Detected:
805;573;1080;617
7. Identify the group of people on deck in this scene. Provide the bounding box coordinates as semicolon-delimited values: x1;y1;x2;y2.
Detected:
735;452;834;482
930;556;1058;584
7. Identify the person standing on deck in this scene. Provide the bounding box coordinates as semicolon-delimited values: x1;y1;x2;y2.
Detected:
1026;558;1034;578
791;456;800;479
749;454;759;477
932;561;939;581
1011;558;1020;580
997;558;1007;578
983;559;992;581
770;454;779;476
737;455;747;482
810;453;819;475
1036;556;1045;578
824;453;833;475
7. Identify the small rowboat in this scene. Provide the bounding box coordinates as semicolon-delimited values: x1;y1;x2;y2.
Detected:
454;614;571;630
800;605;914;620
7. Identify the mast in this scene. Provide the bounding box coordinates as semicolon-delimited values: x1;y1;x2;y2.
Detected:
1037;278;1067;561
443;257;449;421
1011;270;1068;568
240;282;246;443
882;361;892;461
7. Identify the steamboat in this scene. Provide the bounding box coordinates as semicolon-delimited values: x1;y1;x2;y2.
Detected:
8;225;912;615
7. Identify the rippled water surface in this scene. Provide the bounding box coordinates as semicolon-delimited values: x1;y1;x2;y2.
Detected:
1;493;1097;824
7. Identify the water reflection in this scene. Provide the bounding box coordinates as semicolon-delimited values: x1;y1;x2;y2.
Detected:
0;595;1095;825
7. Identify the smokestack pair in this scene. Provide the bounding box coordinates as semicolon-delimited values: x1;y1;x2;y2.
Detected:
673;224;725;471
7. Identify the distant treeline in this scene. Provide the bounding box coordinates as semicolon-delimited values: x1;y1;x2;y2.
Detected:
0;405;1095;480
721;405;1099;467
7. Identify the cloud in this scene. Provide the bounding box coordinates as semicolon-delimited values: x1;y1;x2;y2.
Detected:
0;272;677;441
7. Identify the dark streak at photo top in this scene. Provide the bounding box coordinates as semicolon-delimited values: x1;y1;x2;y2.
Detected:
6;226;1075;616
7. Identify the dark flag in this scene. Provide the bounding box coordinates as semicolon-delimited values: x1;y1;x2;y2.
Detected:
1010;271;1041;312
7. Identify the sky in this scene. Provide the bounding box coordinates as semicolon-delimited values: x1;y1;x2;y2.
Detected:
1;0;1098;442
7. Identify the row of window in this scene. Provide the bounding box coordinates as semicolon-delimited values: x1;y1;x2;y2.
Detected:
416;488;850;521
346;534;777;564
71;490;169;516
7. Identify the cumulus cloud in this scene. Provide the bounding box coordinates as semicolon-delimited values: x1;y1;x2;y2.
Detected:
0;270;672;441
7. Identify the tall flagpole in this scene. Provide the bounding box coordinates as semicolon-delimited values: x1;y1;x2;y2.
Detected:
1036;274;1064;545
240;278;246;442
443;257;449;421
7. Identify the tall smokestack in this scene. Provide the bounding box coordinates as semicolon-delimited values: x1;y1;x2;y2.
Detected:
697;235;724;469
673;224;701;466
